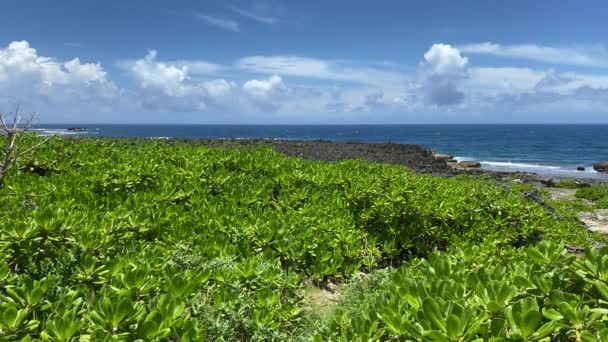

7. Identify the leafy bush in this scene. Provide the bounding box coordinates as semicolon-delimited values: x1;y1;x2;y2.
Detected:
0;137;602;340
320;241;608;341
554;179;586;189
576;185;608;208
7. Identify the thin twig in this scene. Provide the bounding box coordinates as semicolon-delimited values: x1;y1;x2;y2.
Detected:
17;134;55;157
5;190;54;197
0;107;53;190
0;111;8;131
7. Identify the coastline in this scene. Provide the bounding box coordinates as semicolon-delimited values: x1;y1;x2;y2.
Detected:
35;124;608;182
66;136;608;185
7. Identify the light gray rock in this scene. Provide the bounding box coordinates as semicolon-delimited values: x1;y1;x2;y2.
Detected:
458;161;481;168
433;153;454;161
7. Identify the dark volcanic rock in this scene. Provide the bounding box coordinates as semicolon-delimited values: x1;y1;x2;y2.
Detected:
577;166;585;171
171;139;455;177
269;140;455;176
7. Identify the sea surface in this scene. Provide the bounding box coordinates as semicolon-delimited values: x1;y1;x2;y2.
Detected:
34;124;608;180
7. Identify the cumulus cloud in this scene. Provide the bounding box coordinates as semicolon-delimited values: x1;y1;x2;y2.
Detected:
202;79;236;98
423;44;469;77
125;50;239;112
130;50;190;97
0;40;119;115
413;43;608;117
419;43;469;106
0;41;108;86
242;75;288;111
3;39;608;123
243;75;285;97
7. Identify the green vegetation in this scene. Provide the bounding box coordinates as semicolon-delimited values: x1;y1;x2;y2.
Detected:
576;185;608;209
0;136;605;340
553;180;586;189
322;241;608;341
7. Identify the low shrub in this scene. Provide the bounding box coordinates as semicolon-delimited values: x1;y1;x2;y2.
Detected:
0;137;603;340
576;185;608;208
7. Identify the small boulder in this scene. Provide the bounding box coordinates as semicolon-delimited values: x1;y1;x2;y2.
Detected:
433;153;454;161
458;161;481;168
594;162;608;173
577;166;585;171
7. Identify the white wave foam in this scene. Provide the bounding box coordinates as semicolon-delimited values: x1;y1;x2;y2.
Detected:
477;160;608;179
32;128;89;136
481;161;561;170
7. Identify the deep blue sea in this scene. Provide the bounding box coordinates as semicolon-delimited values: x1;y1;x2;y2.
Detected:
34;124;608;180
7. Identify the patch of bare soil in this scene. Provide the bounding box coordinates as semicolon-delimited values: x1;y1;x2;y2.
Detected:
579;209;608;234
546;188;577;201
301;286;341;318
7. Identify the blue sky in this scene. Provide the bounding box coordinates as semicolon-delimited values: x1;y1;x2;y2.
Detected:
1;0;608;123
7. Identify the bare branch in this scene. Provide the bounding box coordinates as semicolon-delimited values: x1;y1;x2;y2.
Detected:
0;107;55;191
0;111;8;131
5;190;54;197
17;134;55;157
11;105;21;131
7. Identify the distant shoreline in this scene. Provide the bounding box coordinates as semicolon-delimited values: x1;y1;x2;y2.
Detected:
55;136;608;184
32;124;608;179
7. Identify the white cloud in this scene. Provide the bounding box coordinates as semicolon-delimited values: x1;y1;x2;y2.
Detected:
466;67;546;95
464;66;608;97
129;50;189;97
458;42;608;68
0;41;109;86
239;56;329;79
243;75;285;97
167;60;224;75
418;44;469;106
243;75;288;111
3;39;608;123
237;55;407;100
125;50;241;112
194;12;239;32
423;43;469;77
548;72;608;93
0;40;119;116
202;79;236;98
229;6;279;24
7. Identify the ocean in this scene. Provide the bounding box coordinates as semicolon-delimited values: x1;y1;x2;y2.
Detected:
34;124;608;180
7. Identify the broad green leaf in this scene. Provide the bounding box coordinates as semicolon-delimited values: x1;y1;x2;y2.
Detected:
519;310;541;338
422;297;446;332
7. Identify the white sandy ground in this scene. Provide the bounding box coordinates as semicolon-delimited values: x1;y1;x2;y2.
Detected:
545;188;608;234
579;209;608;235
546;188;577;201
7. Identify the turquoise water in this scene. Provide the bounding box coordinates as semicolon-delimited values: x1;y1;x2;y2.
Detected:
35;124;608;179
